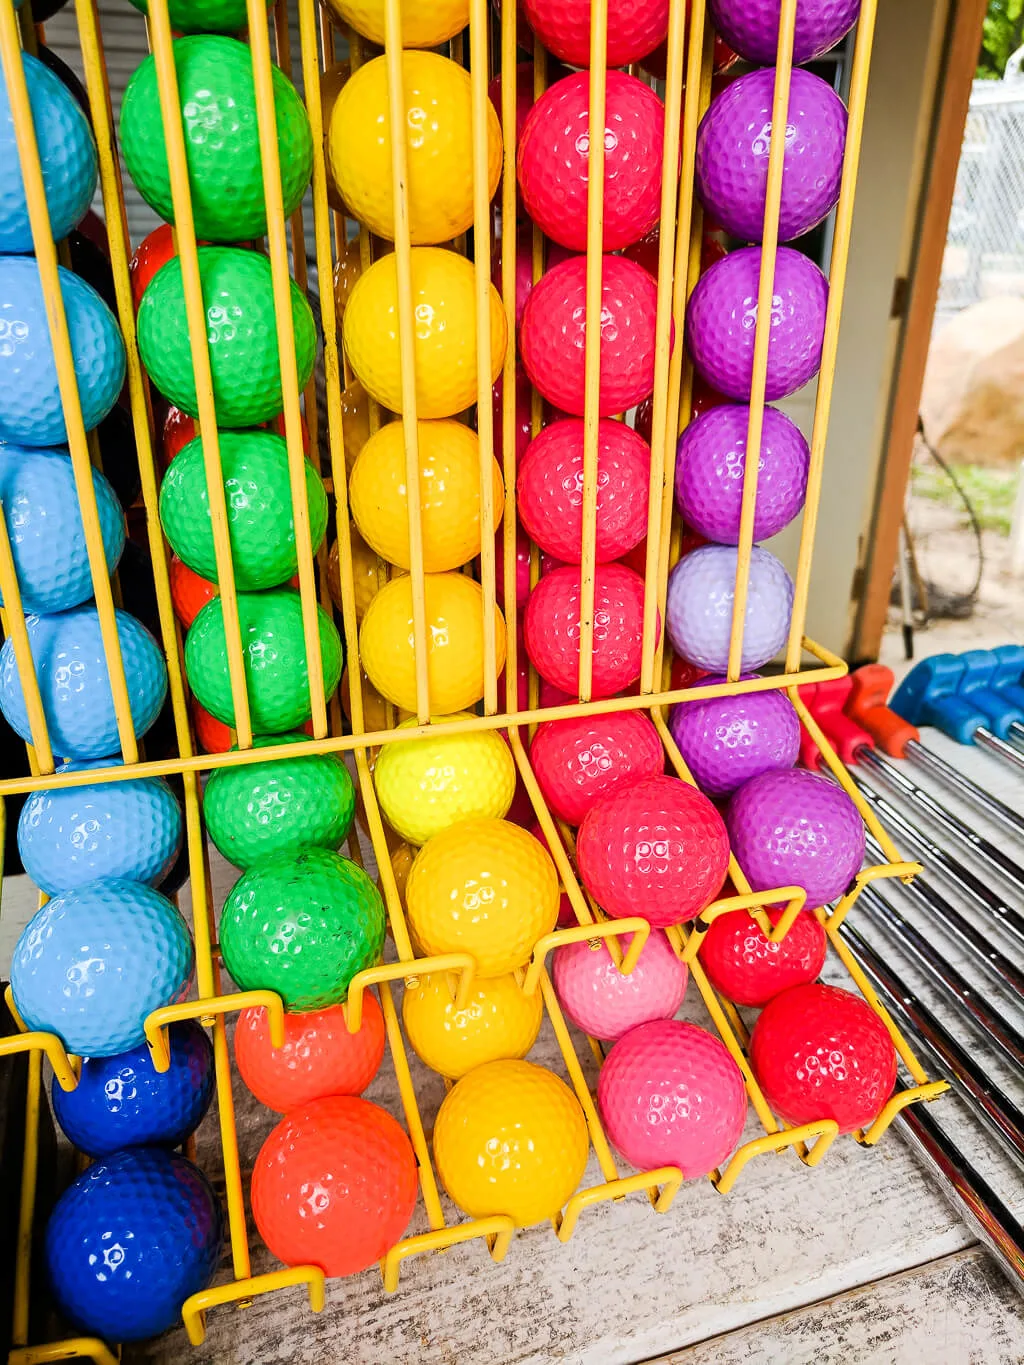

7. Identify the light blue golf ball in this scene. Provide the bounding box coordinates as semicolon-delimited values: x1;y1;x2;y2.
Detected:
665;543;794;673
18;758;183;896
0;604;168;760
11;877;194;1056
0;444;125;614
0;256;126;447
0;50;98;253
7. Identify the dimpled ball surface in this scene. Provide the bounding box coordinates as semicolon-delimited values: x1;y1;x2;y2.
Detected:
137;247;316;429
726;767;866;910
170;556;217;628
522;0;669;67
553;929;688;1040
530;712;664;826
120;37;312;242
701;907;827;1006
18;759;182;895
665;544;794;673
517;419;651;564
524;563;649;700
252;1095;418;1277
685;246;828;402
11;878;194;1056
185;589;343;733
374;714;516;846
402;971;543;1079
220;849;385;1010
204;735;355;870
0;445;125;614
360;572;506;715
344;248;506;419
674;405;809;544
0;257;125;447
433;1059;589;1225
520;255;659;417
598;1019;747;1177
126;0;262;34
159;430;328;590
576;775;729;927
51;1019;214;1157
695;69;847;244
44;1148;223;1342
350;419;504;572
749;982;897;1133
0;605;168;759
323;0;468;46
708;0;861;65
1;52;97;253
667;676;800;797
517;71;665;252
329;52;501;244
406;817;559;977
235;996;385;1112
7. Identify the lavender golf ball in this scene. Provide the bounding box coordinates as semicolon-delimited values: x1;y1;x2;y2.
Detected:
675;405;809;544
726;768;866;909
666;544;793;672
708;0;861;66
685;247;828;402
668;676;801;797
695;69;847;244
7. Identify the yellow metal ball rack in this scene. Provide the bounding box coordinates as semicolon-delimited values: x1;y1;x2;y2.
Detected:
0;0;947;1357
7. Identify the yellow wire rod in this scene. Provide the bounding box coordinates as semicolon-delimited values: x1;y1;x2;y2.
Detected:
382;1217;515;1294
784;0;879;669
498;0;519;715
724;0;798;683
12;1049;42;1348
0;512;54;772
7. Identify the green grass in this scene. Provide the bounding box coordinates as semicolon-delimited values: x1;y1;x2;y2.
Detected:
911;461;1018;534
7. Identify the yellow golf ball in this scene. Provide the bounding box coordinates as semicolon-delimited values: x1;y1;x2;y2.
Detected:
406;817;559;977
402;972;543;1079
433;1060;589;1226
374;713;516;845
328;52;501;246
350;420;505;573
332;233;362;322
343;248;506;419
341;379;370;474
359;572;506;715
322;0;468;47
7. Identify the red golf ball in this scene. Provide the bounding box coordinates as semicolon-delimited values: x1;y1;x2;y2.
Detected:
523;562;650;699
518;71;666;253
700;907;827;1006
530;711;663;825
169;554;217;629
522;0;669;67
130;223;178;311
520;255;660;418
576;774;729;926
749;982;898;1134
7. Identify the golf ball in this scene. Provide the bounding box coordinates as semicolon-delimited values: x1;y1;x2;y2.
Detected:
667;676;801;797
402;971;543;1078
665;543;794;673
521;0;669;67
169;555;216;629
323;0;469;47
700;906;827;1007
708;0;861;66
552;929;688;1040
530;711;664;825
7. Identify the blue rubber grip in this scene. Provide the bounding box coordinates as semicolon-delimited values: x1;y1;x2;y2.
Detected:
891;654;989;745
992;644;1024;712
957;648;1024;738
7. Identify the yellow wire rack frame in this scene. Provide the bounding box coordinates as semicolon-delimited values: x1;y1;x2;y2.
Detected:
0;0;947;1354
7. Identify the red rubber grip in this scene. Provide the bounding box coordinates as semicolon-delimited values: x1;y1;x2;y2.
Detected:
796;683;824;771
807;676;873;765
847;664;920;757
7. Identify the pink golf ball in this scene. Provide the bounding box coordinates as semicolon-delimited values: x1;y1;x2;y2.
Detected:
553;930;688;1040
530;710;664;825
598;1018;748;1177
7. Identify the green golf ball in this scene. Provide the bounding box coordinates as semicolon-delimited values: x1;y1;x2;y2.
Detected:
137;246;316;429
185;588;343;734
120;36;312;241
125;0;265;36
160;430;328;591
219;848;385;1009
204;734;355;869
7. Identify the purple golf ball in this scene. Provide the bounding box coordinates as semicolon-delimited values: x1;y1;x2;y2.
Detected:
675;404;809;544
666;544;793;672
726;768;866;909
695;69;847;244
685;247;828;402
668;676;801;798
708;0;860;66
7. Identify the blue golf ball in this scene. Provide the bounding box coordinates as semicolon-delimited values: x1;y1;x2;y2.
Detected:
45;1147;223;1342
0;604;168;760
11;877;194;1056
1;50;98;253
51;1019;215;1157
0;444;125;615
0;256;125;447
18;758;183;895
